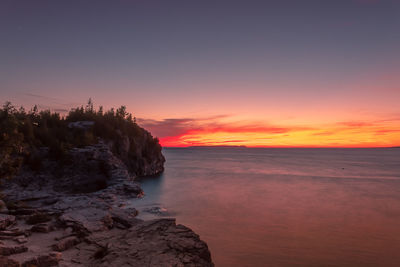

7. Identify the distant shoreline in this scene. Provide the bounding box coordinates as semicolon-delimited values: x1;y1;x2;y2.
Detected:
164;146;400;149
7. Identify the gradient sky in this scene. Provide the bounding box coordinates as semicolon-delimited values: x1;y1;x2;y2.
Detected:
1;0;400;147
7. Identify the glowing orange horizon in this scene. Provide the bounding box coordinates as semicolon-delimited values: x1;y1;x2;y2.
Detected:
147;119;400;148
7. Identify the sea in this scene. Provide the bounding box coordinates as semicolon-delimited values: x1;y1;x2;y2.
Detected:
133;147;400;267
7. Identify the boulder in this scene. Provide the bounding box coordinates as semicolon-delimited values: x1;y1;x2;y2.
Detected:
0;214;16;230
52;236;80;251
110;208;140;229
123;182;143;196
143;206;169;216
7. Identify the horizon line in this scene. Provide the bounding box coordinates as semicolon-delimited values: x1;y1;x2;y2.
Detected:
163;145;400;149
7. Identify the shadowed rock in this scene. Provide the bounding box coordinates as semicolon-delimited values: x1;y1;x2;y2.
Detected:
26;212;51;225
0;245;28;256
31;223;53;233
0;142;213;266
52;236;80;252
21;252;62;267
0;215;16;230
0;256;19;267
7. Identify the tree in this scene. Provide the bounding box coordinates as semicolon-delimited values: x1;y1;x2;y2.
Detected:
116;106;127;119
98;106;103;116
127;113;133;123
0;100;164;179
2;101;16;115
85;98;94;113
32;105;38;115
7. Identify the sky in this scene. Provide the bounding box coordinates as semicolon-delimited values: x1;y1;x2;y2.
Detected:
1;0;400;147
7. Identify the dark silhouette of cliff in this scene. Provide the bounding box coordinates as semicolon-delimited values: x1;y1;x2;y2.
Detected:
0;99;165;179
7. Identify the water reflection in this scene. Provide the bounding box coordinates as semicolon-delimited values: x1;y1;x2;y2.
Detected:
133;148;400;267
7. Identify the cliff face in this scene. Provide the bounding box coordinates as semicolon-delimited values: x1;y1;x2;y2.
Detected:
25;120;165;181
0;102;165;181
108;129;165;177
0;141;213;266
7;134;164;195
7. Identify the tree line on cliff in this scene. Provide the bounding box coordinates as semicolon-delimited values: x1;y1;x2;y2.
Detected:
0;99;162;179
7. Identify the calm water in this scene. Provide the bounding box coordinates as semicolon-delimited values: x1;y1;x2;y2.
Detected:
134;147;400;267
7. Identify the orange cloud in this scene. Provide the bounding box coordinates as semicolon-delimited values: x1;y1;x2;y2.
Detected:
138;115;400;148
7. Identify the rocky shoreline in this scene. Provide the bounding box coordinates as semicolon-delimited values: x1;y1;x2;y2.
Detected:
0;142;214;266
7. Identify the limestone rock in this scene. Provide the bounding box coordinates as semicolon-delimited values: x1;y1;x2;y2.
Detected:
82;219;213;267
26;212;51;225
143;206;169;216
0;256;20;267
58;208;112;234
22;252;62;267
110;208;140;229
52;236;80;252
8;208;37;216
0;214;16;230
0;200;9;214
0;138;213;266
0;244;28;256
122;181;143;196
31;223;53;233
0;230;25;237
14;235;28;244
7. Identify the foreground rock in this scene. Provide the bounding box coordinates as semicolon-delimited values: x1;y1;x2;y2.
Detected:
0;143;213;266
0;213;212;266
66;218;213;267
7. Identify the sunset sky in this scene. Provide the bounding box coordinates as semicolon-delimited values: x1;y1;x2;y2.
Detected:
1;0;400;147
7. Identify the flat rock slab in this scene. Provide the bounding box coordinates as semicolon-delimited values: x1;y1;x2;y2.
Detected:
64;218;214;267
59;208;112;234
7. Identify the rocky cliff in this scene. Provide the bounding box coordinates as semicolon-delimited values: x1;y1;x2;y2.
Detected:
0;102;165;181
105;129;165;177
0;139;213;266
